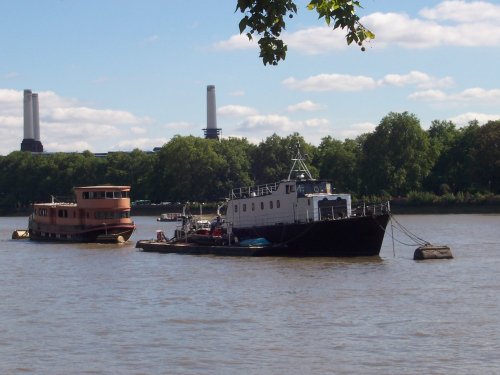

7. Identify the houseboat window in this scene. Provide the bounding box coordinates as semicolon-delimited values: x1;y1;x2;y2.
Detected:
269;201;273;209
58;209;68;218
261;202;264;210
234;204;238;213
83;192;90;199
277;200;280;208
243;204;247;212
113;191;122;199
251;202;255;211
106;191;113;199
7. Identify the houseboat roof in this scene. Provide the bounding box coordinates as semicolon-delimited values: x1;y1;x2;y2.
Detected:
74;186;131;190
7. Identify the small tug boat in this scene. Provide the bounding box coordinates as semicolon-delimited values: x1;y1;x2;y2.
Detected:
28;186;136;243
136;145;390;257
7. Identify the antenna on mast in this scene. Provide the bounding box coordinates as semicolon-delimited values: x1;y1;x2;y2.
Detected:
287;141;314;181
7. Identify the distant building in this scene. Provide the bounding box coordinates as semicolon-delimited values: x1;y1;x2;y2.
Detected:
20;89;44;152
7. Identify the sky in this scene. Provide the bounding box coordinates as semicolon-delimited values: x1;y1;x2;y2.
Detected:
1;0;500;155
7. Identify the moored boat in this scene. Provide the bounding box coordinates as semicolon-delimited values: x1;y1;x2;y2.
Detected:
136;145;390;257
225;146;390;256
28;186;136;243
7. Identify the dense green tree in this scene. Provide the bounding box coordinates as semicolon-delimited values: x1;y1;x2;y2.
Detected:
153;136;229;202
438;121;480;193
360;112;433;195
214;137;255;193
424;120;461;193
470;120;500;193
251;133;316;184
316;136;361;192
236;0;374;65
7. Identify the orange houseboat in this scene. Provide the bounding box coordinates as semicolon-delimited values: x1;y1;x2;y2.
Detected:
28;186;136;243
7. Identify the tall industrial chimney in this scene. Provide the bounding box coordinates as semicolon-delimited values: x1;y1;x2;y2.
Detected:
203;85;221;140
32;93;41;141
20;89;44;152
23;90;34;140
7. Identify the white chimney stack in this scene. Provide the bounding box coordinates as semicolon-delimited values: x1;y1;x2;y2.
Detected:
21;89;44;152
32;92;41;141
207;85;217;130
23;89;34;140
204;85;221;140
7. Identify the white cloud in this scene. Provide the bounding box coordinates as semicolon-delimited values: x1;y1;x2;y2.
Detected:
0;89;153;154
46;106;144;125
380;71;454;89
410;87;500;103
287;100;324;112
284;70;452;92
218;105;258;117
420;0;500;23
284;26;347;54
448;112;500;126
213;34;256;50
337;122;377;139
283;74;377;92
363;6;500;49
214;2;500;55
131;126;147;135
238;114;330;135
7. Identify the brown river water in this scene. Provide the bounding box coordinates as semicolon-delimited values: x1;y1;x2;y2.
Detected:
1;214;499;374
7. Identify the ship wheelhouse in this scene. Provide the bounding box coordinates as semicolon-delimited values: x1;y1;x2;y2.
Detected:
226;178;352;229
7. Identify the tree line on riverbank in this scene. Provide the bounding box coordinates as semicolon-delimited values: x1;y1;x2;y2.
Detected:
1;112;498;214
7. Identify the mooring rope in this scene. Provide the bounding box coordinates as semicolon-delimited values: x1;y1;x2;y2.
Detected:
384;214;430;249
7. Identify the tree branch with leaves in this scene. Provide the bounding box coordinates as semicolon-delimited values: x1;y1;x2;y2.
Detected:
236;0;375;65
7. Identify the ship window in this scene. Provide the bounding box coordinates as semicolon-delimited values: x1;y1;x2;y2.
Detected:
290;185;295;192
114;191;122;199
251;202;255;211
277;200;280;208
106;191;113;199
308;198;311;206
83;192;89;199
243;204;247;212
269;201;273;209
261;202;264;210
58;209;68;218
234;204;238;213
286;185;289;194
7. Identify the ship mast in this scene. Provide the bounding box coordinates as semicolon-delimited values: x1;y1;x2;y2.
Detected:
287;142;314;181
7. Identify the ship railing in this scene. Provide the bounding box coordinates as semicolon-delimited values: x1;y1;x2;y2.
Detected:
230;182;279;199
351;201;391;217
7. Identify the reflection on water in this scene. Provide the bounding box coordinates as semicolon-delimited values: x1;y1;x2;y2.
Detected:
0;214;499;374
